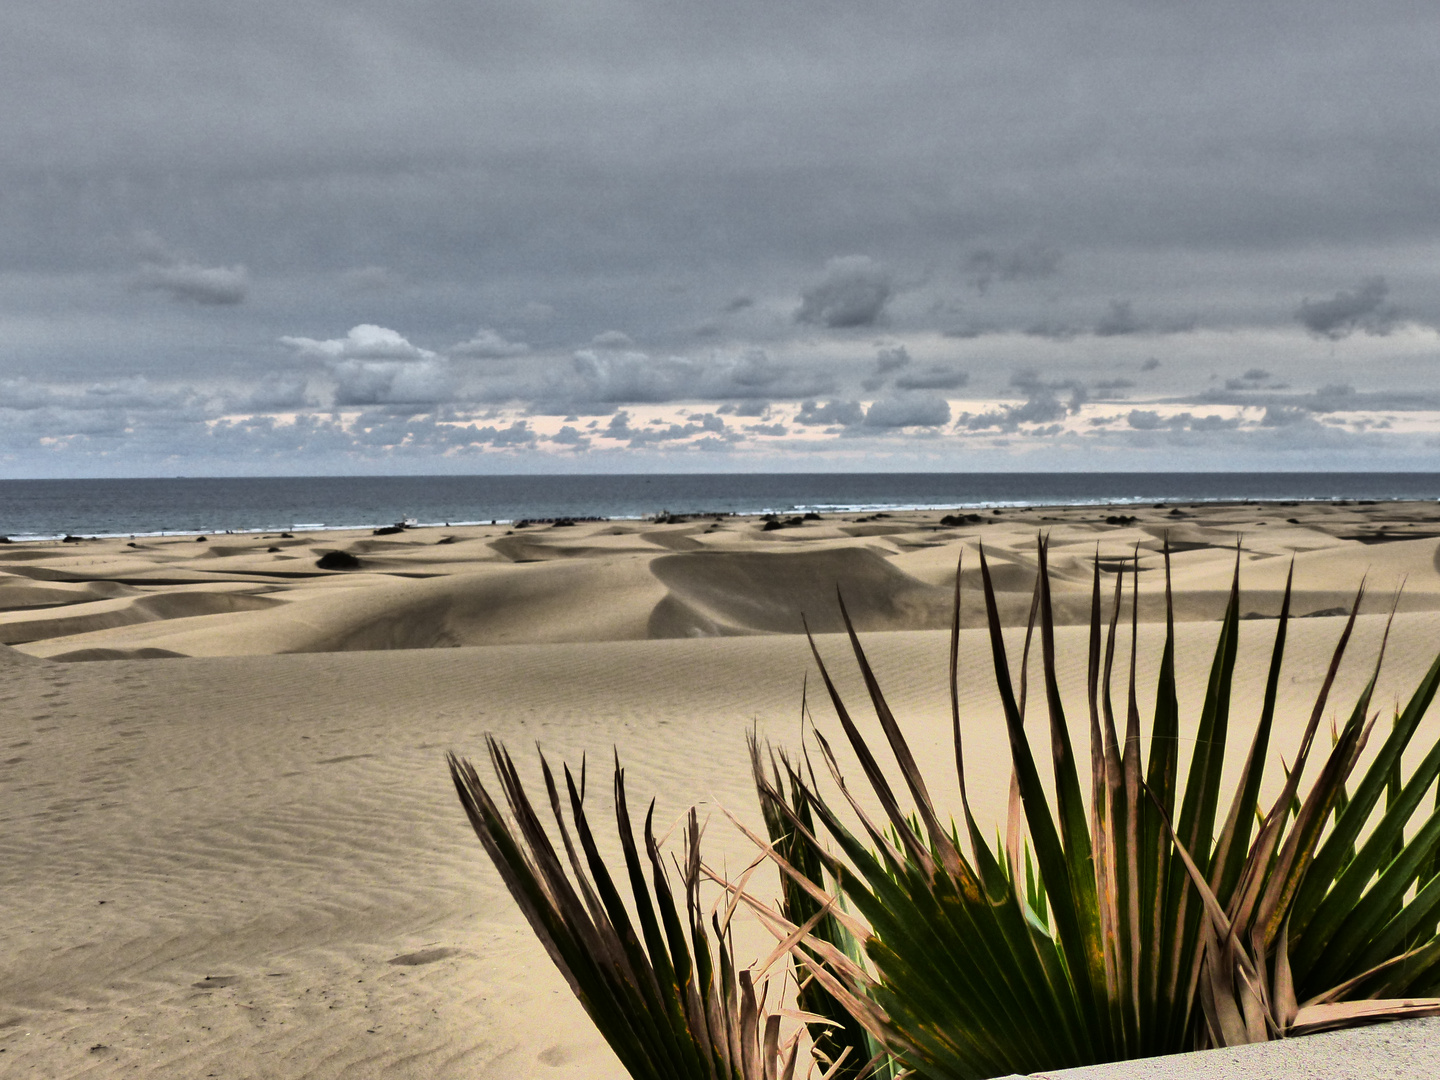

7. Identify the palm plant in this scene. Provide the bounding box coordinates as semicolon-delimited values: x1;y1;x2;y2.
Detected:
750;732;888;1079
448;739;851;1080
733;539;1440;1078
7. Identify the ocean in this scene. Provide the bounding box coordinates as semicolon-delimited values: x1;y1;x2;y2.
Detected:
2;473;1438;541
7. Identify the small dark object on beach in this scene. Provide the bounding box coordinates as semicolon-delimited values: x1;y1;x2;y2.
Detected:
268;546;280;553
316;550;361;570
940;513;984;526
62;534;84;543
1153;503;1167;508
1288;518;1300;524
514;521;530;529
373;525;404;536
1105;515;1138;525
992;508;1002;515
435;536;457;544
803;512;822;520
551;519;576;528
281;532;294;538
1168;508;1187;517
761;519;784;531
196;536;207;542
128;542;140;548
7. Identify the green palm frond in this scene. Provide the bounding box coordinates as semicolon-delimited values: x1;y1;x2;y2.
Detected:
449;740;838;1080
738;538;1440;1078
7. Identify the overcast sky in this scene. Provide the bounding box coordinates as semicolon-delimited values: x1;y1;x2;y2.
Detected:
4;0;1440;475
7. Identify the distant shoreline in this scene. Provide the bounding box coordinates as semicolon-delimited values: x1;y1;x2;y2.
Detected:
0;494;1435;544
3;471;1438;542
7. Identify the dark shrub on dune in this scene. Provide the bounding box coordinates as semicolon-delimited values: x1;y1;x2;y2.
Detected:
316;550;361;569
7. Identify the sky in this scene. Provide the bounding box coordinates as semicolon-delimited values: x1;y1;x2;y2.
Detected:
4;1;1440;476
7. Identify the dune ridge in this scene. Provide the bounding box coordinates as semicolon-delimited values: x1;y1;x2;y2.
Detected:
4;499;1439;660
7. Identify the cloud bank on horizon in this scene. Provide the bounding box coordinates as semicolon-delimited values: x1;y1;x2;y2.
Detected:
2;1;1440;475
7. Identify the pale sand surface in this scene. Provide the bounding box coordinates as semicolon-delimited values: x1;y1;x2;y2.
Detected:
4;500;1440;1077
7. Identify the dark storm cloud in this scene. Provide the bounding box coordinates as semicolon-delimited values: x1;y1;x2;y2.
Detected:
954;370;1085;432
223;372;312;411
1296;277;1401;339
863;391;952;428
327;359;453;406
795;399;864;426
1094;300;1141;337
449;328;530;358
895;364;969;391
1197;382;1440;413
0;376;203;413
602;409;740;447
130;234;248;306
967;244;1062;294
134;260;249;305
543;347;834;409
1126;410;1239;432
862;345;910;391
796;257;893;328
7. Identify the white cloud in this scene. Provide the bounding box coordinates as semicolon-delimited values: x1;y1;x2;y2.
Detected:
281;324;437;361
590;330;634;349
280;325;451;405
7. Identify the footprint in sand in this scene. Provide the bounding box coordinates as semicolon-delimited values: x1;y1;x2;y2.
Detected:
538;1044;580;1067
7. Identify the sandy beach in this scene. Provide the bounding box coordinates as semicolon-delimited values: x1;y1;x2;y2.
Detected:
5;499;1440;1077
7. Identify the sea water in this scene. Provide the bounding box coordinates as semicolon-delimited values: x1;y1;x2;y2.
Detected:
1;473;1438;541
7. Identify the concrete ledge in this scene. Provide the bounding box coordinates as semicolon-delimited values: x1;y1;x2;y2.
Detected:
997;1017;1440;1079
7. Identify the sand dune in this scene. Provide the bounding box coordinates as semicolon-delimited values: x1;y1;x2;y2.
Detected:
5;500;1440;1076
8;499;1440;660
